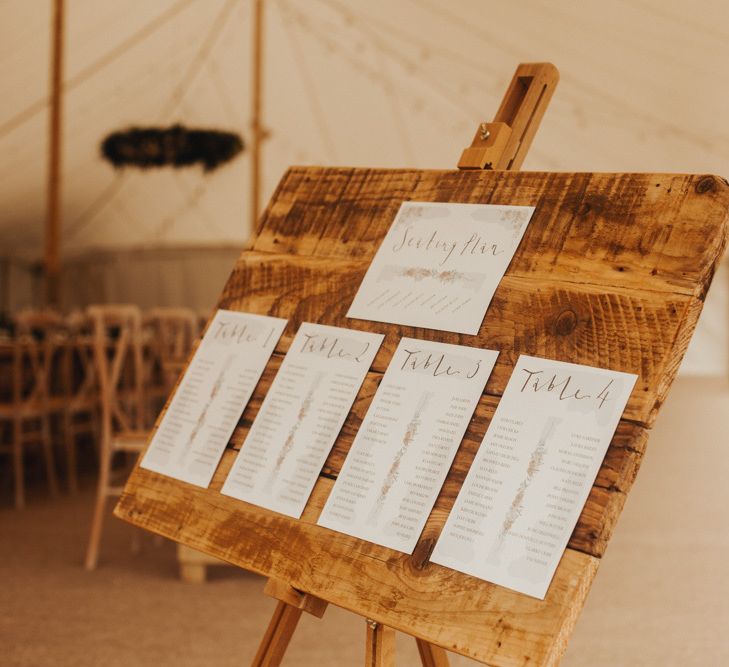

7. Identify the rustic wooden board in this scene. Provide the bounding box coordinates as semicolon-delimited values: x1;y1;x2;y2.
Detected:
220;251;693;426
220;356;646;559
254;170;725;297
116;168;729;666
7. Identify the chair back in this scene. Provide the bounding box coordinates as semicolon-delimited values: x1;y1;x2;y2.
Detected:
11;309;66;412
144;307;197;364
197;310;212;335
14;308;65;340
63;310;98;413
87;305;146;440
143;307;198;392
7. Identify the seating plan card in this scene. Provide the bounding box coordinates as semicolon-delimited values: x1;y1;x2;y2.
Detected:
431;355;638;599
140;309;286;488
346;201;535;334
221;323;383;518
318;338;499;553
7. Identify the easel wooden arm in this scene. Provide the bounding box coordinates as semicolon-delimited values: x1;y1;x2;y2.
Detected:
458;62;558;170
251;579;327;667
253;61;559;667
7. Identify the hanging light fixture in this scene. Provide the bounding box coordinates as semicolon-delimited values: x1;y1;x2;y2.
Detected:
100;124;244;172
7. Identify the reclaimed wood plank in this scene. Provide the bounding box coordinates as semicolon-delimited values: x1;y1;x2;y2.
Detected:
220;250;695;426
253;169;729;297
116;453;599;667
220;357;646;559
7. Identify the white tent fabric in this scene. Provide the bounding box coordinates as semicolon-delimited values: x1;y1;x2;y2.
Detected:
1;0;727;374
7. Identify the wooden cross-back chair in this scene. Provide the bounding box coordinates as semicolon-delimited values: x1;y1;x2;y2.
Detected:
84;304;149;570
14;308;64;335
62;310;100;493
142;307;229;582
143;307;198;412
0;309;63;507
15;308;99;495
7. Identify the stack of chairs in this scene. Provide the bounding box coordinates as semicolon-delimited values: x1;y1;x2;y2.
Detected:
62;310;100;492
0;309;63;508
143;308;199;419
0;303;200;570
84;304;198;570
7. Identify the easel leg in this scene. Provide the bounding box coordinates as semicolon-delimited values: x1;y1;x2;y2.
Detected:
415;638;450;667
251;601;303;667
365;620;395;667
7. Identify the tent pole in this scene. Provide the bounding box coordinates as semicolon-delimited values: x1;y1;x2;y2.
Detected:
45;0;65;307
250;0;265;231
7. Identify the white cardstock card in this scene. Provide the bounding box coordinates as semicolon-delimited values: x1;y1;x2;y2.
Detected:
317;338;499;553
221;323;384;518
431;355;638;599
346;201;535;335
141;309;286;488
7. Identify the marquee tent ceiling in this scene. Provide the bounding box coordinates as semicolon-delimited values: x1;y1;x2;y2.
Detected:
1;0;728;374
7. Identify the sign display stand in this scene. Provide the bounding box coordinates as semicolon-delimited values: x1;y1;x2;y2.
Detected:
115;63;729;666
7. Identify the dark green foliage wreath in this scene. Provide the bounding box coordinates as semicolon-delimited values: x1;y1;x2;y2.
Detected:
101;124;244;172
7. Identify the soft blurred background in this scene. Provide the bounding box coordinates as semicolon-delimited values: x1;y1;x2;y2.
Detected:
1;1;728;666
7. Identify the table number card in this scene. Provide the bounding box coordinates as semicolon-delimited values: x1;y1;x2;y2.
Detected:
221;323;383;518
141;310;286;487
318;338;499;553
432;355;638;599
347;201;535;334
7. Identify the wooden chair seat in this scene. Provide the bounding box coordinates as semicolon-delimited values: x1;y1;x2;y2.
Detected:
112;431;149;452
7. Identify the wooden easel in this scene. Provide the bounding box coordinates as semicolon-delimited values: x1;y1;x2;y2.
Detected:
115;62;729;666
251;63;560;667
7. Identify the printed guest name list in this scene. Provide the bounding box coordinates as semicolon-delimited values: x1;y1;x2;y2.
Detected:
222;323;383;518
318;338;498;553
141;309;286;488
432;355;638;599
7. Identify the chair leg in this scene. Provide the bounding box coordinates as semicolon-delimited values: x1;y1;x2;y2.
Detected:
130;527;142;555
179;562;207;584
40;412;58;498
89;409;101;462
128;453;143;555
63;411;78;494
85;446;111;570
12;417;25;509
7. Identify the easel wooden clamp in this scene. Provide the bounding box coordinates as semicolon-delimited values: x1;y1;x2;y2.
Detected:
458;62;558;170
254;62;560;667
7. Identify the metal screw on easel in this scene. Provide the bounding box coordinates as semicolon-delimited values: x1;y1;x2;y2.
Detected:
366;619;378;629
479;123;491;141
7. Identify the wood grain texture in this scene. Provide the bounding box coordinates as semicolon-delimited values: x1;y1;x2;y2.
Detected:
253;169;728;297
220;250;691;426
222;355;646;559
117;453;598;667
116;167;729;666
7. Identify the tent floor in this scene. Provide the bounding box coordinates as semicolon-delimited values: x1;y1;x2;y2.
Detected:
2;377;728;667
